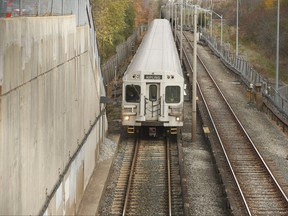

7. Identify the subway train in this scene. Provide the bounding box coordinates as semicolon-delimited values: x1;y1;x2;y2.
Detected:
122;19;184;136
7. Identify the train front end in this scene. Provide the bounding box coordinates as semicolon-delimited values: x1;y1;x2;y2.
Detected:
122;70;184;135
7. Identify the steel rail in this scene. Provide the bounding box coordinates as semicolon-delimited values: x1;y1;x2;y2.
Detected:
122;137;139;216
122;134;173;215
195;38;288;207
181;33;249;213
166;134;172;216
195;72;251;215
181;31;288;215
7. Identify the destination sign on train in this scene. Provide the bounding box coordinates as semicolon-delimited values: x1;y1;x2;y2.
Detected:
144;75;162;79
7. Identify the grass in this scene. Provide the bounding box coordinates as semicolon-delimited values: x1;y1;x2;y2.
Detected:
212;23;288;85
239;40;288;85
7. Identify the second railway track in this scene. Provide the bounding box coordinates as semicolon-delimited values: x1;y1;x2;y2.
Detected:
181;31;288;215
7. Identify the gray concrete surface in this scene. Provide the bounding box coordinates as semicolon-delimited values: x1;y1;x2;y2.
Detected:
77;134;120;215
0;16;107;215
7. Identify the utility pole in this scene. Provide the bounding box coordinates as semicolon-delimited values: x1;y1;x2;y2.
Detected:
180;0;183;64
174;4;177;40
171;1;174;26
210;11;212;37
236;0;239;56
192;6;197;142
276;0;280;91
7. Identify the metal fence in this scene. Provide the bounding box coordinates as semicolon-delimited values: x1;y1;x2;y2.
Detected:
201;29;288;118
101;32;137;86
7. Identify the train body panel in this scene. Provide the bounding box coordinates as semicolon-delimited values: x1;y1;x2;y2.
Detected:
122;19;184;132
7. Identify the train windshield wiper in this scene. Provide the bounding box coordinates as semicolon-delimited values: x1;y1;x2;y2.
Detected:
132;84;140;96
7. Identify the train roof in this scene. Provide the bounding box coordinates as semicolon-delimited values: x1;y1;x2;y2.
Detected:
124;19;183;77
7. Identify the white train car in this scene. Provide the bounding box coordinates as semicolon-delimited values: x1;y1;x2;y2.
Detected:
122;19;184;135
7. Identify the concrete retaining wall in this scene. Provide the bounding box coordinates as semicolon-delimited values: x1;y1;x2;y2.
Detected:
0;16;107;215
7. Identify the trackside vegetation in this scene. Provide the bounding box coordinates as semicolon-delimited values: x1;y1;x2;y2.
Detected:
214;0;288;83
92;0;161;61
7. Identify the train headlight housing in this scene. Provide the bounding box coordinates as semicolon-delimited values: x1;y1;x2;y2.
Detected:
168;105;183;122
167;75;175;79
123;105;137;121
124;116;130;121
132;74;140;79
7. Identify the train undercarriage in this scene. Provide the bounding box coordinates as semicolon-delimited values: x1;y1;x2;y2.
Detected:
125;126;179;137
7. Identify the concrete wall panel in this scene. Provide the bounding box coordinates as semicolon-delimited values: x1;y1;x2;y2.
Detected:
0;15;107;215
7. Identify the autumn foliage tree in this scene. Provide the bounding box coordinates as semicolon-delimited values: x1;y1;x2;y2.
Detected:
134;0;161;27
92;0;135;60
92;0;160;60
240;0;288;59
215;0;288;81
134;0;149;27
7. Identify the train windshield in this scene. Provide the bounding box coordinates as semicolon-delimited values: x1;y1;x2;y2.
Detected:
165;86;180;103
149;85;158;101
125;85;140;102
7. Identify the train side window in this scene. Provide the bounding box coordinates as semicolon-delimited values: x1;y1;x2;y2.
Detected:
165;86;180;103
126;85;140;102
149;85;157;101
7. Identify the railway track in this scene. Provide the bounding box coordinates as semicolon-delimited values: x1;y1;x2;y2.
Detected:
181;31;288;215
110;133;184;215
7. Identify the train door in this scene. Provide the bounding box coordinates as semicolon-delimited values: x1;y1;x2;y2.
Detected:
145;83;161;121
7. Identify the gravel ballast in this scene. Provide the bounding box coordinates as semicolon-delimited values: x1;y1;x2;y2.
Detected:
97;37;288;215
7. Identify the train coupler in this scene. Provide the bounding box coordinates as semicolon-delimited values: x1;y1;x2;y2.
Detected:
170;127;178;135
127;126;135;134
149;127;157;137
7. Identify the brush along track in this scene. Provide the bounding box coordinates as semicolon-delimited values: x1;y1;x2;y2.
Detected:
182;31;288;215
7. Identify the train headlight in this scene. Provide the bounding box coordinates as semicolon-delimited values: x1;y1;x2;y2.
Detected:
176;116;180;121
132;74;140;79
124;116;130;121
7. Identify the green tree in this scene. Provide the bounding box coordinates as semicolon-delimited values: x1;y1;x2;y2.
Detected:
92;0;135;60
